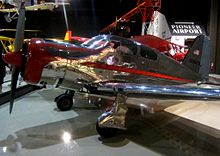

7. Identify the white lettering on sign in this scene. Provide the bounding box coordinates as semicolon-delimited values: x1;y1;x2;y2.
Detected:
171;24;203;35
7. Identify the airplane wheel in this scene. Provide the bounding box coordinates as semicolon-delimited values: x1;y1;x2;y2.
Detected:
96;121;118;138
56;94;74;111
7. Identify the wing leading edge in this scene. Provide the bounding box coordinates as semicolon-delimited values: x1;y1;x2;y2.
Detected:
96;82;220;134
97;82;220;100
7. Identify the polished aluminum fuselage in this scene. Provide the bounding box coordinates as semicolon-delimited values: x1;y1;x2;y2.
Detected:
38;35;200;91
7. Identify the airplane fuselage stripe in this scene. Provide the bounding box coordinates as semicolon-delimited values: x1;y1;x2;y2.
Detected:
81;62;193;83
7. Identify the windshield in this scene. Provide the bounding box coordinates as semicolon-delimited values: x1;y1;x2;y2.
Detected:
81;35;110;49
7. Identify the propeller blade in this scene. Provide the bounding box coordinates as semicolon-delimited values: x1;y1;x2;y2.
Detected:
14;2;25;52
9;2;26;113
9;67;20;114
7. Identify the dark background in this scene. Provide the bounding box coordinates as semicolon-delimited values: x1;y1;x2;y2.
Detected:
0;0;210;38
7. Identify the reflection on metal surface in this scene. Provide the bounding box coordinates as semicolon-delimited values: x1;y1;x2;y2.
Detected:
39;47;120;89
98;94;128;130
99;83;220;99
140;103;155;114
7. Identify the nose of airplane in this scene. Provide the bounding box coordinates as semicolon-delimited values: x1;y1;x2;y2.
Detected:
3;51;22;67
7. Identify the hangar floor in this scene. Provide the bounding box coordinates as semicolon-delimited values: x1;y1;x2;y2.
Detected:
0;88;220;156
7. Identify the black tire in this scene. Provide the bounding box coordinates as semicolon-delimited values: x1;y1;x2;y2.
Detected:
96;121;118;138
56;94;73;111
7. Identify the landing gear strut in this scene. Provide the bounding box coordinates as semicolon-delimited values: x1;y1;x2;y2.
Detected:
55;90;75;111
96;94;128;138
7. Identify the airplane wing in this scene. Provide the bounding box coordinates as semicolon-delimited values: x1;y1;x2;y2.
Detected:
0;36;14;52
93;81;220;134
0;36;14;41
25;2;70;11
25;2;58;11
100;1;161;34
96;82;220;100
100;2;146;33
0;8;17;12
0;2;58;12
0;28;40;32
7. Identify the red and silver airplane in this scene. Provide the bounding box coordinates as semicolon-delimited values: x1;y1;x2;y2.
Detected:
3;3;220;138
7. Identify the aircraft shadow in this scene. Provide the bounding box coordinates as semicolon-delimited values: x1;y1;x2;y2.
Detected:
101;109;220;156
